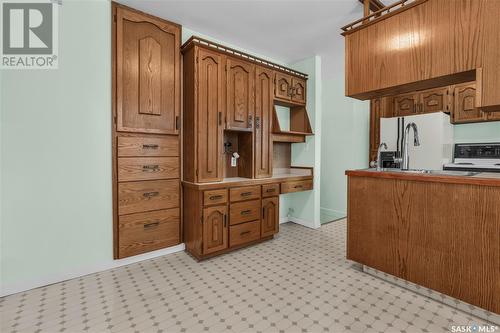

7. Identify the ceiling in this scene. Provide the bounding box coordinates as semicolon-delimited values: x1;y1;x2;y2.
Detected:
116;0;363;65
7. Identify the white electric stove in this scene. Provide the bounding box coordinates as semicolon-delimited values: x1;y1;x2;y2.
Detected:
444;143;500;173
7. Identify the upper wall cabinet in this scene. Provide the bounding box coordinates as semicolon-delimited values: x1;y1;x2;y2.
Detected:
226;57;255;131
274;73;307;106
393;87;451;117
291;77;306;105
115;6;180;134
343;0;500;111
275;72;292;103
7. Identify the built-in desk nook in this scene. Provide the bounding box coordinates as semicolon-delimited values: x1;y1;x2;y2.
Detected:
181;37;314;259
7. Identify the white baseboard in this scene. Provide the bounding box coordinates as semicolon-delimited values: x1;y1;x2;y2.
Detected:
0;243;185;297
320;207;346;217
279;217;289;224
288;216;319;229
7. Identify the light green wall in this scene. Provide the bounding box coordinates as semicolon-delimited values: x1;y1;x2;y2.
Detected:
285;56;322;228
320;79;370;217
1;0;112;294
454;121;500;143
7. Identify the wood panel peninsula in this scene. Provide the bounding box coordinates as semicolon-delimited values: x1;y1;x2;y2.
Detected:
345;169;500;314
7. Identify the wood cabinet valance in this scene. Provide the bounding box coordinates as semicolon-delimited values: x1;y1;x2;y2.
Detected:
344;0;500;112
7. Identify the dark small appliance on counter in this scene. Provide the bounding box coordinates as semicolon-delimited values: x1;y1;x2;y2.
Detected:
380;151;401;169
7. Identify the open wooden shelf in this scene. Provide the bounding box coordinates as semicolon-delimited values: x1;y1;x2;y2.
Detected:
272;105;313;143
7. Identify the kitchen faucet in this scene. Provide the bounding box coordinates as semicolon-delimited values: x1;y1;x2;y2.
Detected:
398;122;420;170
376;142;387;171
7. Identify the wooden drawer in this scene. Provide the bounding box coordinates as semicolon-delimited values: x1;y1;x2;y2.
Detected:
281;180;313;194
229;199;260;225
230;186;261;202
262;184;280;198
229;220;261;248
203;189;228;206
118;157;179;182
118;208;180;258
118;136;179;157
118;180;179;215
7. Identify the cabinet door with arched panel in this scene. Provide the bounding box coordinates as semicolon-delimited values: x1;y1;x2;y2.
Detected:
261;197;279;238
255;66;274;178
197;48;224;182
226;57;255;131
291;77;306;105
452;83;483;123
202;205;228;254
115;6;180;134
394;93;419;117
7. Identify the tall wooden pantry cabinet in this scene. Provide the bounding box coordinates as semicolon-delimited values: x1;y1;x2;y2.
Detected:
112;3;182;259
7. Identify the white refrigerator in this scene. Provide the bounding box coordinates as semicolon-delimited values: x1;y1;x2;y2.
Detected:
380;112;454;170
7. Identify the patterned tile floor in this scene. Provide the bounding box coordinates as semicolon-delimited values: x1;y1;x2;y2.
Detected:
0;220;494;333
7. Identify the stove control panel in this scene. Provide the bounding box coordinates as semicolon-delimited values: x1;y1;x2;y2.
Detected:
454;143;500;159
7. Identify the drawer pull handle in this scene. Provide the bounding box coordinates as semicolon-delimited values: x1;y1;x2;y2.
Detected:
241;192;252;197
142;165;160;171
240;231;251;236
224;214;227;227
142;144;159;149
143;191;159;198
266;188;275;193
241;210;252;215
294;185;303;189
209;195;223;200
144;221;160;229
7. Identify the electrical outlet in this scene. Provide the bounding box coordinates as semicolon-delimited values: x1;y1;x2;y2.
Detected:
231;157;237;167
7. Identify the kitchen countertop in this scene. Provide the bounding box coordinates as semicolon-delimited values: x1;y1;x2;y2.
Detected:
345;168;500;187
183;167;313;190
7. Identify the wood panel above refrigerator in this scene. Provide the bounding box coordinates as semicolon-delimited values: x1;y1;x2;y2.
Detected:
342;0;500;112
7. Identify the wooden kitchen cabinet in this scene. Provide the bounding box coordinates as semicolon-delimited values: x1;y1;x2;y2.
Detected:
343;0;500;112
261;197;279;237
275;72;292;102
182;37;314;260
202;205;228;255
485;111;500;121
420;87;451;114
452;83;482;124
183;45;224;183
183;177;312;260
115;6;180;134
274;72;307;106
291;77;306;105
112;3;181;259
394;93;419;117
394;88;451;117
254;66;273;178
226;57;255;131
